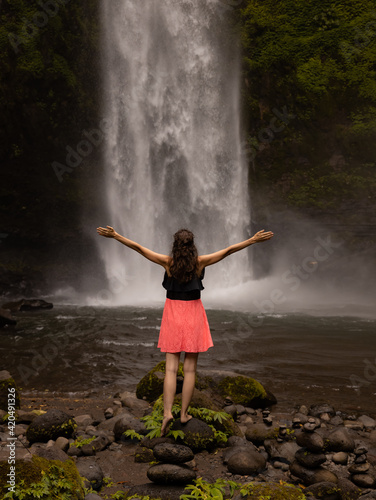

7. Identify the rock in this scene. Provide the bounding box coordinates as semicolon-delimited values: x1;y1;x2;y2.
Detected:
359;493;376;499
84;494;103;500
304;481;340;500
0;454;84;499
223;444;257;465
147;463;196;485
126;483;189;500
223;405;237;418
227;449;267;475
196;370;277;408
153;443;194;464
351;473;375;488
33;444;70;462
358;415;376;430
312;469;338;485
135;447;154;463
140;436;175;449
296;430;325;452
55;436;69;452
330;415;344;427
0;370;20;411
336;477;362;500
170;418;214;452
245;423;279;445
264;439;300;464
309;404;336;419
120;390;150;411
0;307;17;327
104;407;114;419
326;428;355;452
67;444;82;457
348;462;370;473
332;451;348;465
113;413;147;441
74;414;94;428
137;361;182;402
76;459;104;491
91;435;111;452
343;420;364;431
26;409;76;444
2;298;53;312
235;405;246;415
295;448;326;469
227;436;249;447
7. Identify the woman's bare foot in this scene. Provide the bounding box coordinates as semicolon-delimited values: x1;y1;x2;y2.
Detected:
161;415;173;437
180;414;192;424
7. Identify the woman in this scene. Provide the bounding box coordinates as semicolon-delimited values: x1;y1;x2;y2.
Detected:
97;225;273;435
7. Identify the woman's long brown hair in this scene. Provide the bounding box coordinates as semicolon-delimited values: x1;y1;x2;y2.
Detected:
169;229;199;283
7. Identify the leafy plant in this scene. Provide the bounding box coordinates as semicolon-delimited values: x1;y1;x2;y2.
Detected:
70;435;96;448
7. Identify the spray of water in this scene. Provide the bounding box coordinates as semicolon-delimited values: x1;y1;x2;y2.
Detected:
97;0;250;304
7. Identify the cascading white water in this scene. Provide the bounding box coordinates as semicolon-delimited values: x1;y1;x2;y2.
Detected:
99;0;250;304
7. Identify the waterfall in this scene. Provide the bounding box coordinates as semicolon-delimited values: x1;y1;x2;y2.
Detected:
99;0;250;304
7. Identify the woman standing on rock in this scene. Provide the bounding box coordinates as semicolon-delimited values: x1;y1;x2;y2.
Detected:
97;226;273;435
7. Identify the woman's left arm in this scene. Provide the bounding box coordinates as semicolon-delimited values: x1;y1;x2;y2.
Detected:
97;226;170;268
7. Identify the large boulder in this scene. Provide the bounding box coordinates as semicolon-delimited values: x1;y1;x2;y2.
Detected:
170;418;214;452
26;409;76;444
147;463;196;485
196;370;277;408
136;361;184;402
2;298;53;312
153;443;194;464
113;412;147;441
0;455;84;499
227;448;267;475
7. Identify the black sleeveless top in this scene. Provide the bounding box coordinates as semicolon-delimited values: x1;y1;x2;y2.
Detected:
162;269;205;301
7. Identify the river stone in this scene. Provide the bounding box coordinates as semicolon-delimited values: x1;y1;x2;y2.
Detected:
74;414;94;428
304;482;340;500
295;448;326;469
309;404;336;419
296;430;324;452
359;415;376;430
153;443;194;464
76;459;104;491
170;418;214;452
119;390;150;412
26;409;76;444
113;413;147;441
326;428;355;452
351;473;376;488
227;449;267;475
140;436;175;449
135;447;154;463
245;423;279;444
264;439;300;464
332;451;348;465
336;477;362;500
147;463;196;485
289;461;315;484
223;444;257;465
311;469;338;485
349;462;370;474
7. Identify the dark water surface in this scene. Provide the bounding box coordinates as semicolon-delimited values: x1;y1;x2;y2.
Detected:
2;305;375;417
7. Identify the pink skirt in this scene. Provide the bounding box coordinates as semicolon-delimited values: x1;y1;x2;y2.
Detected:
158;299;213;353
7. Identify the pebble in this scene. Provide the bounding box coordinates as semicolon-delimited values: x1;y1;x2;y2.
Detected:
332;452;348;465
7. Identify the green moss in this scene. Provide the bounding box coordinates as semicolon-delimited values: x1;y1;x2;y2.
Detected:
0;455;85;499
241;482;307;499
26;417;77;444
217;376;267;407
0;376;21;411
136;361;185;402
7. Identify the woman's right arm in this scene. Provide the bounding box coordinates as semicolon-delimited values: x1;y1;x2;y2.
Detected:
97;226;170;268
198;230;273;269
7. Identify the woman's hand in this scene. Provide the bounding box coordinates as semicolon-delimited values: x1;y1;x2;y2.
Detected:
97;225;117;238
250;230;274;243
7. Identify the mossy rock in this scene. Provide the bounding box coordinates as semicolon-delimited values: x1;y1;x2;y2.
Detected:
0;370;20;411
136;361;185;403
0;455;85;499
242;481;307;499
26;409;77;444
217;375;277;409
171;417;215;452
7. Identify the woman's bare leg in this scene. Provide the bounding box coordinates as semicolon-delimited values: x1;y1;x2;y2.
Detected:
161;352;180;436
181;352;198;423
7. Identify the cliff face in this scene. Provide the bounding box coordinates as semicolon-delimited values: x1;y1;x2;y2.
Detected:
1;0;375;297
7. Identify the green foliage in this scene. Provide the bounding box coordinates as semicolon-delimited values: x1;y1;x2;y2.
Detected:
180;478;307;500
70;435;96;448
123;429;143;441
2;459;85;500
